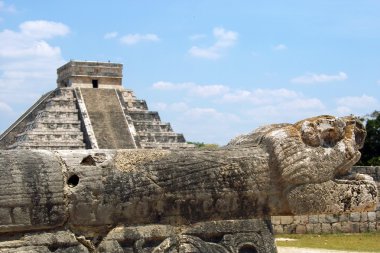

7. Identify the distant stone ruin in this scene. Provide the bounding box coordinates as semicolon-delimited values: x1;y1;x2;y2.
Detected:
0;61;193;150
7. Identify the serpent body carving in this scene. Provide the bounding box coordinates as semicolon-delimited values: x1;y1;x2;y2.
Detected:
0;115;376;253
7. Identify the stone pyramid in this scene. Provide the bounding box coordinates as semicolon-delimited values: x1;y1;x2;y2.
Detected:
0;61;193;150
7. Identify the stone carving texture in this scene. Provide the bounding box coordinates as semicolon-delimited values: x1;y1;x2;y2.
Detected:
0;115;377;252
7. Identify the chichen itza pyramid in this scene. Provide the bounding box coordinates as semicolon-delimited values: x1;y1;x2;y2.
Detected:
0;61;193;150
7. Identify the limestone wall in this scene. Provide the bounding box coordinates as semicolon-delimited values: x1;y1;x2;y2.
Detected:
272;166;380;234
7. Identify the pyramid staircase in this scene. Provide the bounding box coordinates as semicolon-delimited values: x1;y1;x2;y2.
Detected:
80;88;137;149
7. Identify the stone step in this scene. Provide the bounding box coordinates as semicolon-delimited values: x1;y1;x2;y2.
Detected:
16;129;83;136
27;119;81;125
35;110;80;119
138;133;186;143
15;133;84;141
134;122;173;132
127;111;161;122
9;142;86;150
45;102;77;110
53;88;75;97
46;97;76;102
140;142;194;149
124;100;148;111
27;121;81;129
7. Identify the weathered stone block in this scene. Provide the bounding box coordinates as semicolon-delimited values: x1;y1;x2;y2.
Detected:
306;224;321;234
98;240;124;253
95;204;114;224
377;222;380;231
271;216;281;225
339;213;349;222
71;203;96;223
321;223;332;233
293;215;308;224
349;212;361;222
273;224;284;234
318;214;326;223
280;216;294;225
308;215;319;224
13;207;31;225
368;211;376;222
376;210;380;219
296;224;306;234
306;224;314;233
331;222;342;233
325;214;339;223
359;222;368;232
314;224;322;234
368;222;376;232
350;222;360;233
360;212;368;222
0;208;11;224
340;222;351;233
283;224;297;234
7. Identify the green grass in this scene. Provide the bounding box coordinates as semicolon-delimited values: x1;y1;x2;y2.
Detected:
276;233;380;252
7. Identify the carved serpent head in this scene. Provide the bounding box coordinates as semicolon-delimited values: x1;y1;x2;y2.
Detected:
257;115;366;187
259;115;376;214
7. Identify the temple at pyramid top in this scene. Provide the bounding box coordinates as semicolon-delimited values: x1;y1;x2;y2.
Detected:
0;60;194;150
57;61;123;89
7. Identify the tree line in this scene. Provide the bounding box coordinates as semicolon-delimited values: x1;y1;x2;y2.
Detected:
358;111;380;166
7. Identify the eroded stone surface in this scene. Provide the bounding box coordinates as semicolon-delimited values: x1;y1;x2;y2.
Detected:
0;115;377;252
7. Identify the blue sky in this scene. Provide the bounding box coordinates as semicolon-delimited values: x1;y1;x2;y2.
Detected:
0;1;379;145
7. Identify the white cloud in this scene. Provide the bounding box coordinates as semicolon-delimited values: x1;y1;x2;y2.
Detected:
152;81;229;97
185;107;219;118
0;21;69;58
273;44;287;51
282;98;325;110
152;81;182;90
0;20;68;132
221;88;299;105
335;95;379;116
152;102;189;113
189;27;238;59
245;97;326;126
291;72;348;84
0;35;61;58
19;20;69;39
213;27;238;48
151;80;329;144
120;33;159;45
189;34;206;41
104;32;118;39
152;82;325;116
336;106;351;115
189;47;220;59
150;100;242;144
337;95;378;109
221;88;326;124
